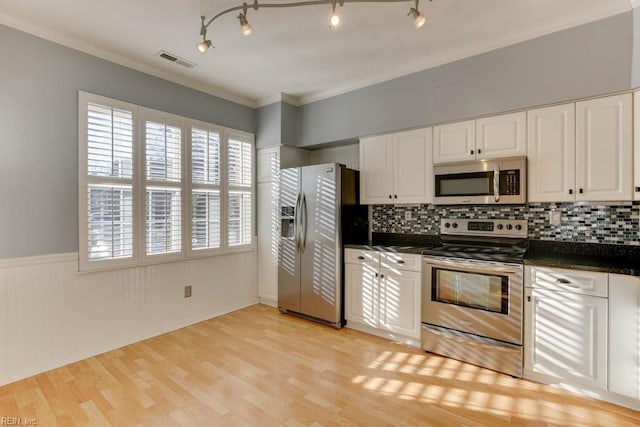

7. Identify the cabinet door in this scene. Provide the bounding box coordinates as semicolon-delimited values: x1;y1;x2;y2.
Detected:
476;112;527;160
634;92;640;201
527;104;576;202
379;268;421;339
359;134;394;204
576;94;632;201
393;128;433;204
525;288;607;390
433;120;476;163
345;262;379;327
257;181;278;302
608;274;640;399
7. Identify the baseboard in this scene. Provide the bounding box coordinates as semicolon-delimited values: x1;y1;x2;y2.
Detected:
524;369;640;411
258;296;277;307
345;321;420;348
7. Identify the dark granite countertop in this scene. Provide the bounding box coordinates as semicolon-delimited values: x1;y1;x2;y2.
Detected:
525;240;640;276
347;233;640;277
345;233;441;254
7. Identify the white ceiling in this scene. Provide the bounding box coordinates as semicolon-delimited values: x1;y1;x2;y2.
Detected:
0;0;633;107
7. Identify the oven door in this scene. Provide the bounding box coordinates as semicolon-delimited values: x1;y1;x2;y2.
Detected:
421;255;523;345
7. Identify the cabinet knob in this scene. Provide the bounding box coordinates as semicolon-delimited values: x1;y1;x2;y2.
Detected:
579;188;584;194
388;195;392;199
477;149;482;154
394;195;397;199
470;150;474;155
636;186;640;192
569;189;573;195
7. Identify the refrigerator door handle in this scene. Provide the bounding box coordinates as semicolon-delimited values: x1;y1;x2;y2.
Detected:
300;192;308;253
294;191;302;251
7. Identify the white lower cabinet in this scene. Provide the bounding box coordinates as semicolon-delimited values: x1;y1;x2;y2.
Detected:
524;266;608;390
345;249;421;341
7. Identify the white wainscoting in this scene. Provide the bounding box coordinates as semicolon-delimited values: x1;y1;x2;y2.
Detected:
0;250;257;386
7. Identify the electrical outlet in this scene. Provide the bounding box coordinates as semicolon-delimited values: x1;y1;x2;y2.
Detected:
184;285;192;298
405;210;412;221
549;211;562;226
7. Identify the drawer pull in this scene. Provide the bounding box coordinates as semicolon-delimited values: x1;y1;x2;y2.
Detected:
556;278;572;285
357;256;365;260
396;260;405;264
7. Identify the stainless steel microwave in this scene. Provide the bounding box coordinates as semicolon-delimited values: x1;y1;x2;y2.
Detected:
433;156;526;205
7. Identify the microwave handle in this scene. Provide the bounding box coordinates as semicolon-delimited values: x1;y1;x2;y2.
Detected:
493;164;500;202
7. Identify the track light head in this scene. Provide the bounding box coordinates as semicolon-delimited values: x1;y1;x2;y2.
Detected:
329;0;341;29
238;13;253;36
197;39;212;53
408;7;426;29
197;17;213;53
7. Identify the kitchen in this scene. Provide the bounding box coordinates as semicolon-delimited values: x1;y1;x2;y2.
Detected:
1;0;640;424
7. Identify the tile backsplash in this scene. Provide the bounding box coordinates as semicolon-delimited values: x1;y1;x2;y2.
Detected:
371;202;640;245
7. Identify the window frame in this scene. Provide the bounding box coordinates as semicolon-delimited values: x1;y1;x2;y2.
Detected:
78;91;255;272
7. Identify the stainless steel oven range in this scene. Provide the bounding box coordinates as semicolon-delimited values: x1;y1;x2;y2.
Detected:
421;218;527;377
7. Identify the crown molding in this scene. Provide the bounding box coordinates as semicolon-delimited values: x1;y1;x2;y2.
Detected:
255;92;302;108
0;13;258;108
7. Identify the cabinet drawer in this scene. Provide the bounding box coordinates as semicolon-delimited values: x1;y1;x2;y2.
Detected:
345;249;379;265
526;266;608;297
380;252;422;272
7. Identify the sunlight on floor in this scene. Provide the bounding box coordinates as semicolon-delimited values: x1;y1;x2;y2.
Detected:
353;349;619;425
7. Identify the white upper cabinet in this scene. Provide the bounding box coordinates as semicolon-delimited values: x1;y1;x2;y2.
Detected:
359;134;394;204
527;103;576;202
360;128;433;205
575;93;632;201
528;94;633;203
434;112;526;164
433;120;475;163
634;92;640;201
476;111;527;160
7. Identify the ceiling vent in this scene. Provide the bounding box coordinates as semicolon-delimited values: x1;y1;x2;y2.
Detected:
156;50;196;69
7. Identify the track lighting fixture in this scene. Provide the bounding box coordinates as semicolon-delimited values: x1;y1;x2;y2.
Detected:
197;0;433;53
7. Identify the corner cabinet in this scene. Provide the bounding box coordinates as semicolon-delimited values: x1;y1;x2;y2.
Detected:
524;266;608;391
433;112;526;163
608;274;640;400
345;249;421;342
359;128;433;204
528;94;633;202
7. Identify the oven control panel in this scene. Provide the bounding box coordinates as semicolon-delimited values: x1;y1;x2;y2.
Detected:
440;218;527;238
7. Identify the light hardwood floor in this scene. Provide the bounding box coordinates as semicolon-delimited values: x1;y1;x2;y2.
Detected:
0;304;639;426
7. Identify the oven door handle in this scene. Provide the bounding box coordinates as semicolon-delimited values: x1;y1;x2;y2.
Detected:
493;164;500;203
423;257;521;275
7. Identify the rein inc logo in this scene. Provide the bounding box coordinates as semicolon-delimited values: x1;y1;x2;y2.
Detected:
0;418;37;425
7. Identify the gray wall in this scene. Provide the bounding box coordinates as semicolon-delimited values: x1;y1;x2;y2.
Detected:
281;101;298;146
633;7;640;89
256;102;281;148
0;24;255;258
296;11;634;147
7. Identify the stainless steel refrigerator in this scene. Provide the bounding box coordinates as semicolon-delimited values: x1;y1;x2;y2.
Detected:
278;163;368;328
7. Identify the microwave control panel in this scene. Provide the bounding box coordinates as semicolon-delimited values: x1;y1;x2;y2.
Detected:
499;170;520;195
